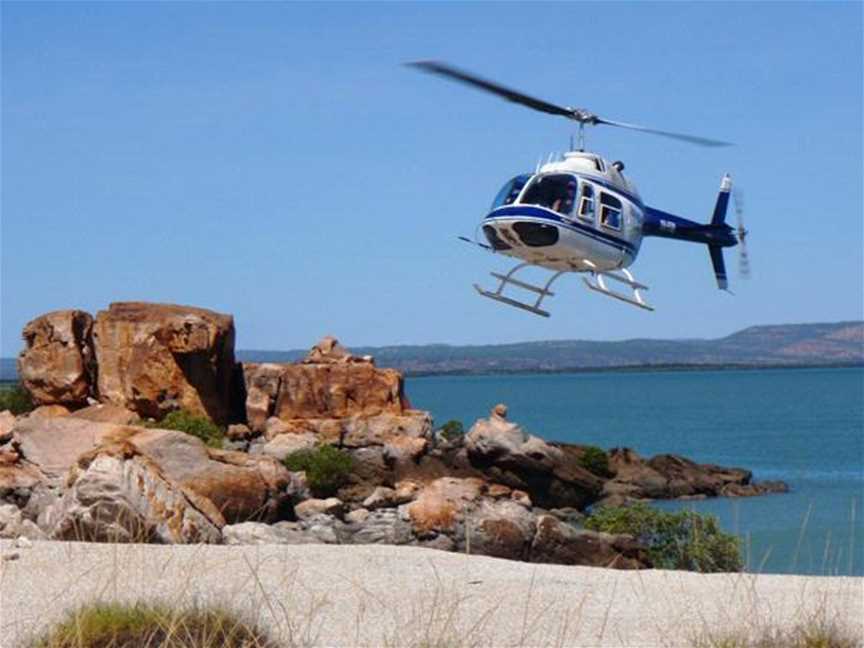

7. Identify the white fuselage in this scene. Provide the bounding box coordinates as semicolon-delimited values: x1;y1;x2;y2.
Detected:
482;151;645;273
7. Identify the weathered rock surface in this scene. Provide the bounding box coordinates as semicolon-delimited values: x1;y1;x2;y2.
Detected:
11;417;119;485
50;443;224;543
0;454;46;511
0;411;15;441
250;432;317;462
0;503;46;540
242;337;408;434
530;515;647;569
294;497;344;521
465;407;603;510
223;521;316;545
93;302;236;423
70;403;140;425
121;428;298;524
27;404;72;419
17;310;95;406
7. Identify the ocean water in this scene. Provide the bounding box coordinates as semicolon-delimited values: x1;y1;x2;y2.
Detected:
406;367;864;576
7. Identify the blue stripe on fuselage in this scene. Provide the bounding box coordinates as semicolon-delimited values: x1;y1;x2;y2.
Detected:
486;205;637;255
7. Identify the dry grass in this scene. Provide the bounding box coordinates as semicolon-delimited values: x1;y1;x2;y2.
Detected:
30;601;277;648
693;611;861;648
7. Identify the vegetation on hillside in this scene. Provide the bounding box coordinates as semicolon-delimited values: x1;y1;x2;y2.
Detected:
283;445;354;497
585;503;742;573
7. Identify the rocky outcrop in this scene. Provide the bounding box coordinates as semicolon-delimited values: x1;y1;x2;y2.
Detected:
17;310;95;406
50;442;224;543
598;448;790;506
219;476;650;568
242;337;407;434
465;405;603;510
6;304;790;568
93;302;236;424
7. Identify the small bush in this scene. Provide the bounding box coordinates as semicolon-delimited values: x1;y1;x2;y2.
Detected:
0;383;34;416
147;410;224;448
283;445;354;497
577;445;612;477
438;420;465;442
32;600;276;647
585;502;742;573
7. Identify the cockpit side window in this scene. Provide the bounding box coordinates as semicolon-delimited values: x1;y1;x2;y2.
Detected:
518;174;578;216
578;183;595;221
600;192;623;230
490;174;531;210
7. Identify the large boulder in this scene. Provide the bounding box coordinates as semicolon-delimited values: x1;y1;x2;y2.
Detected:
92;302;236;424
17;310;95;406
465;405;603;510
119;427;299;524
529;515;648;569
49;442;224;543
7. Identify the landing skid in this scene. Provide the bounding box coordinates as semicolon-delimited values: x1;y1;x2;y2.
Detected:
474;261;653;317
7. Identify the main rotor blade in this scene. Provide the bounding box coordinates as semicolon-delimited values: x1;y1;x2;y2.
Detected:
595;117;733;147
407;60;576;119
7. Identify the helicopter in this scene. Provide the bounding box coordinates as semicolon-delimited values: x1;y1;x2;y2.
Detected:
409;61;750;317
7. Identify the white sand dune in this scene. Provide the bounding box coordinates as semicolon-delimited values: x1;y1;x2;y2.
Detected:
1;540;862;647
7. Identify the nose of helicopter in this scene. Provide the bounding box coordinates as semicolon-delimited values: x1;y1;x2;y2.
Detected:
483;221;560;249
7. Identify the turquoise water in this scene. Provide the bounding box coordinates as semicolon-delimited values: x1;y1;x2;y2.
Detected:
407;367;864;576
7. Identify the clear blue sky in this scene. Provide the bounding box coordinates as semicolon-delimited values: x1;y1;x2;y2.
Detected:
2;2;862;354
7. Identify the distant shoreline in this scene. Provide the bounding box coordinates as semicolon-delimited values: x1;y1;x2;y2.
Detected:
401;361;864;378
2;360;861;387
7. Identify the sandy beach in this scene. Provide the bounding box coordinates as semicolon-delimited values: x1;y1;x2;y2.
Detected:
1;540;861;647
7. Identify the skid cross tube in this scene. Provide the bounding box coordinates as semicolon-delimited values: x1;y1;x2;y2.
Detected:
474;263;566;317
581;265;654;311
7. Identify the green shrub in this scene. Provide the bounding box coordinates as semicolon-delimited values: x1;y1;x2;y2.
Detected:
147;410;224;448
585;502;742;573
32;600;276;647
283;445;354;497
0;383;34;416
438;420;465;442
577;445;612;477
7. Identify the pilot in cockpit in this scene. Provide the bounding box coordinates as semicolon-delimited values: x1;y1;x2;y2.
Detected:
551;178;578;215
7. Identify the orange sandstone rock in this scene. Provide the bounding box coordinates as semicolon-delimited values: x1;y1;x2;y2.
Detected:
92;302;236;423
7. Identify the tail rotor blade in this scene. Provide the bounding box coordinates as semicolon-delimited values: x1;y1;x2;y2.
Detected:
734;189;751;278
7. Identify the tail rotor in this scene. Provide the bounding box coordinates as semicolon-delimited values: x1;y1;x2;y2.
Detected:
733;190;750;279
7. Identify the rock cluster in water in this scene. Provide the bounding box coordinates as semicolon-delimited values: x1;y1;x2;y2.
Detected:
1;302;788;569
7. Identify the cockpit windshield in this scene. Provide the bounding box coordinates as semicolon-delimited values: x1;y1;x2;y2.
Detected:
490;174;531;210
518;174;578;216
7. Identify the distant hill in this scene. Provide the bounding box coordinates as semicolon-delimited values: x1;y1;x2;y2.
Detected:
238;321;863;375
2;321;861;381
